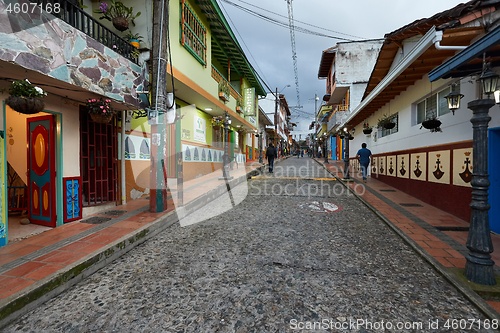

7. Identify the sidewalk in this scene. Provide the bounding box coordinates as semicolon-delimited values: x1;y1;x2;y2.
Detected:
1;156;499;327
315;158;500;320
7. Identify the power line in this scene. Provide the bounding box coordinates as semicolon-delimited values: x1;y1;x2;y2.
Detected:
219;0;358;41
228;0;366;40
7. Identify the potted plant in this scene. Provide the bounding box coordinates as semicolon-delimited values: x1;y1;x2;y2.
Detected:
211;115;224;127
377;114;395;129
124;31;143;48
236;97;244;113
86;97;115;123
421;117;442;132
362;122;373;135
218;80;230;102
94;0;141;32
5;79;47;114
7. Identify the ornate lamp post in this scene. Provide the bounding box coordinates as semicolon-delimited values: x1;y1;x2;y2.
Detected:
323;133;329;164
342;127;351;180
444;65;499;285
220;111;233;181
257;131;263;163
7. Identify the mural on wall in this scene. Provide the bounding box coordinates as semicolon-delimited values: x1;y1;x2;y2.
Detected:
0;5;144;106
397;154;409;179
453;148;473;187
387;156;396;177
378;156;386;175
410;153;426;181
182;144;246;164
371;157;378;175
428;150;450;184
119;134;150;161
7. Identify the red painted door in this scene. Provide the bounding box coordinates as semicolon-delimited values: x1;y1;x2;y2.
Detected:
27;115;56;227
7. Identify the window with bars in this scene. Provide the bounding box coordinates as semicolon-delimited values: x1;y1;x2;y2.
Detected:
180;0;207;65
378;113;398;138
415;84;457;124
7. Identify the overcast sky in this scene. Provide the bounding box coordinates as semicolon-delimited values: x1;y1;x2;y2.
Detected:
215;0;465;134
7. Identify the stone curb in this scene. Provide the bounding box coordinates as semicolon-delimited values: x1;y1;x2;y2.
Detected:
312;159;500;321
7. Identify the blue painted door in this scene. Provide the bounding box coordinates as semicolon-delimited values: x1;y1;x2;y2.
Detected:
27;115;56;227
489;127;500;233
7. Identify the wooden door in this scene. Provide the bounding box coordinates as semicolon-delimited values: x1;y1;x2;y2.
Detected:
27;115;56;227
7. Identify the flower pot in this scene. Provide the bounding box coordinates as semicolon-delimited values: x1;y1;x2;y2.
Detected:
112;17;129;31
90;112;114;124
422;119;442;130
363;128;373;135
129;38;140;49
6;95;44;114
383;122;396;129
218;91;229;102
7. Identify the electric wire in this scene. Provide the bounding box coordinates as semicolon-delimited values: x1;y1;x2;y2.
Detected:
227;0;366;40
219;0;358;41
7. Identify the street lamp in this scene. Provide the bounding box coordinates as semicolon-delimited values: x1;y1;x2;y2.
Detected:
443;84;464;114
220;111;233;181
444;64;499;285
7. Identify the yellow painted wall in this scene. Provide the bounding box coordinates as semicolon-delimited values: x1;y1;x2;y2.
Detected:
170;0;218;97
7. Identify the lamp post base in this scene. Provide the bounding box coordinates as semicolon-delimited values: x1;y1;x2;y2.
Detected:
465;254;496;285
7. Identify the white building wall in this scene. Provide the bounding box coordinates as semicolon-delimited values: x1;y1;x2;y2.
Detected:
348;77;487;157
336;41;383;84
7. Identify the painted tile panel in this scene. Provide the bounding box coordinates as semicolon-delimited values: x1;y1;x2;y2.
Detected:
428;150;451;184
453;148;473;187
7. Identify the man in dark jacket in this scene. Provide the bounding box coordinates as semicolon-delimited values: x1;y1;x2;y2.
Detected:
266;143;277;173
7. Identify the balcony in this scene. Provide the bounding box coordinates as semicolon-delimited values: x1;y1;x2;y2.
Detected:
31;0;138;64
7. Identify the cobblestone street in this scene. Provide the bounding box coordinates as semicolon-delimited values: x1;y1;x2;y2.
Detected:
3;158;495;332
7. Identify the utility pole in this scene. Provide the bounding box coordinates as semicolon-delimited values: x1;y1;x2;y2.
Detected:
150;0;169;212
274;87;278;146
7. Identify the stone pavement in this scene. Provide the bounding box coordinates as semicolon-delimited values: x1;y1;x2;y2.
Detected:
0;156;499;330
315;158;500;318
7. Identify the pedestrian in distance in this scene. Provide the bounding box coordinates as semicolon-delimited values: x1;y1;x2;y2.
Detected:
266;143;277;173
356;143;372;182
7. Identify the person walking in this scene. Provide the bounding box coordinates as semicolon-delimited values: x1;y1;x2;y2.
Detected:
266;143;277;173
356;143;372;182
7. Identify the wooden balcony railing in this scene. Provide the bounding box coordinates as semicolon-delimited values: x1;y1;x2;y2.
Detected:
211;65;242;101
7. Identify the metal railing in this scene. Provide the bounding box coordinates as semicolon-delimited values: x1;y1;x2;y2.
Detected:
30;0;138;64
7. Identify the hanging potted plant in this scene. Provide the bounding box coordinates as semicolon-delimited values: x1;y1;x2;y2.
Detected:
218;80;230;102
124;31;143;49
362;122;373;135
211;115;224;127
5;79;47;114
94;0;141;32
421;116;442;133
377;114;395;129
86;97;115;124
